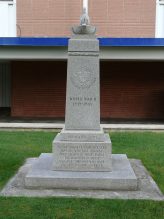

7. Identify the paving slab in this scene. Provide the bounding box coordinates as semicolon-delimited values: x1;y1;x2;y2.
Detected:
0;122;164;131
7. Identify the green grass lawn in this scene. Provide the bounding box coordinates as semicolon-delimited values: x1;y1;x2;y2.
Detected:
0;131;163;219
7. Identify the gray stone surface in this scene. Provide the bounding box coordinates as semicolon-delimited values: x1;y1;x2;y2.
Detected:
65;33;100;130
72;25;96;35
25;154;136;190
52;29;113;173
52;134;112;171
1;157;163;200
80;8;90;27
59;127;106;142
68;37;99;52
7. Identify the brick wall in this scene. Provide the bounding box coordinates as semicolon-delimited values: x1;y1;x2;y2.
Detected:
11;61;164;120
11;61;67;118
17;0;156;37
101;62;164;120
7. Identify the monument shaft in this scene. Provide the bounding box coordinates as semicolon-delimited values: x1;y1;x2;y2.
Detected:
65;35;100;130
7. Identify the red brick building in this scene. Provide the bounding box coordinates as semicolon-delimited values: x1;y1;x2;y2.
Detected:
0;0;164;121
16;0;156;37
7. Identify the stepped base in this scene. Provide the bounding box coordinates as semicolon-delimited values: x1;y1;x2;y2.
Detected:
25;154;138;191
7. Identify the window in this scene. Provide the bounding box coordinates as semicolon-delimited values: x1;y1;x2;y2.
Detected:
156;0;164;37
0;0;16;37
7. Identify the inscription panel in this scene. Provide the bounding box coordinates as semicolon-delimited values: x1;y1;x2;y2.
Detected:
60;128;105;142
69;96;96;107
53;140;112;171
60;134;104;142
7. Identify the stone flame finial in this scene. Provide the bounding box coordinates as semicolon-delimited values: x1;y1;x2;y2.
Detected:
80;7;90;26
72;0;96;34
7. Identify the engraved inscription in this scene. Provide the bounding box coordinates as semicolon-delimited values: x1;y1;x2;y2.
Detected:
71;67;96;89
69;96;96;107
62;134;101;142
57;145;107;169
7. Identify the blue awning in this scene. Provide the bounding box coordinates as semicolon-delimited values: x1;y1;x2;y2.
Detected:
0;37;164;47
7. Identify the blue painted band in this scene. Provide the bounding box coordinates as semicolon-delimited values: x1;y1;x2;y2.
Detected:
0;37;164;47
98;38;164;47
0;37;69;47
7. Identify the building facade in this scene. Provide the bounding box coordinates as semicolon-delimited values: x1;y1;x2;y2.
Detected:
16;0;156;38
0;0;164;122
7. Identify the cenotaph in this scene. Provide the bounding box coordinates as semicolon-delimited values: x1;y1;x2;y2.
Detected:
25;1;138;190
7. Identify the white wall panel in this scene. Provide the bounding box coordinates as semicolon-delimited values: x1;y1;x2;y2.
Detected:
0;0;16;37
156;0;164;37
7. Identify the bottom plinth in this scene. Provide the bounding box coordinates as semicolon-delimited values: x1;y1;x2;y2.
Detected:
25;154;138;191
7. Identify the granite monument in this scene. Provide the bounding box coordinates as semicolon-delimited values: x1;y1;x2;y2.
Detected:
25;0;138;190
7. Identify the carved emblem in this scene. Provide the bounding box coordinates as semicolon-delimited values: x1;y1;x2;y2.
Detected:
71;67;96;89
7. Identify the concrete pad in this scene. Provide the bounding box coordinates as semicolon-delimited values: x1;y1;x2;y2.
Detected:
25;154;137;190
0;158;163;200
1;122;164;131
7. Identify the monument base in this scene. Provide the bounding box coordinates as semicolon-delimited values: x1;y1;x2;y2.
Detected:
52;133;112;172
25;154;138;191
